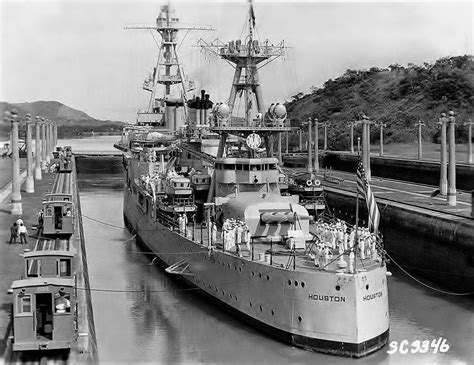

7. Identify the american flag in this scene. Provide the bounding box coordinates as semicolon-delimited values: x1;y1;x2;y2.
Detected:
357;159;380;234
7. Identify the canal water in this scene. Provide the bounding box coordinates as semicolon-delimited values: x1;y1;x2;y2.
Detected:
78;173;473;364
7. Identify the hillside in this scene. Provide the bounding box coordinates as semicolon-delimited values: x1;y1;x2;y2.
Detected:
0;100;94;122
0;100;124;139
286;55;474;150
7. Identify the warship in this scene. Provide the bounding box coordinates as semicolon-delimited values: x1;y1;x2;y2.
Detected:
119;1;389;357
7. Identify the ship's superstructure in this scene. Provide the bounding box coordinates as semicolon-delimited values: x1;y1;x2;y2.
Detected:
121;1;389;357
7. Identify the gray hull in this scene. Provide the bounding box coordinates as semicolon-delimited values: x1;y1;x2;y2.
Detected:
123;188;389;357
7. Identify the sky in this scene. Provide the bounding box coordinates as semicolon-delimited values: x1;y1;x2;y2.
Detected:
0;0;472;122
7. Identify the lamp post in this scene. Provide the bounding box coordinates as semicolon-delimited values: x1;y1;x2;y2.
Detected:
278;131;282;165
464;119;473;164
25;114;34;193
285;130;289;154
41;117;47;171
299;127;303;152
415;120;425;160
438;113;448;196
6;110;22;214
356;115;373;181
377;121;387;157
314;118;319;171
34;116;42;180
45;119;51;164
447;111;456;206
347;121;356;154
307;118;313;173
322;121;329;151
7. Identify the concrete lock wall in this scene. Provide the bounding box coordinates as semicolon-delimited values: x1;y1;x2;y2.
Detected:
75;155;124;175
323;188;474;293
283;152;474;191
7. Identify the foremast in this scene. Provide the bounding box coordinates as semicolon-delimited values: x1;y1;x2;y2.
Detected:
125;3;213;129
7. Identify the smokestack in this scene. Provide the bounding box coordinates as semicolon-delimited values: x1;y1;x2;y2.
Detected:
200;90;206;124
195;97;201;125
204;94;210;124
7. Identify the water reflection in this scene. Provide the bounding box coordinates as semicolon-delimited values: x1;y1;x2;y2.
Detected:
79;179;473;364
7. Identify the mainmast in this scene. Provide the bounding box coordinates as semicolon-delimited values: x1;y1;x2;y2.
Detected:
199;0;290;158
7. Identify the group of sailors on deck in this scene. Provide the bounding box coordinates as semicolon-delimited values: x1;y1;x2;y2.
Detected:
313;219;380;268
222;218;251;255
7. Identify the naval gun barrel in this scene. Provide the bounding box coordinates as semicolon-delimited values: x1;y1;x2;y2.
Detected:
260;211;309;224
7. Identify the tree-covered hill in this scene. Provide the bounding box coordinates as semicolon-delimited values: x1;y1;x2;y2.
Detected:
0;100;124;139
285;55;474;150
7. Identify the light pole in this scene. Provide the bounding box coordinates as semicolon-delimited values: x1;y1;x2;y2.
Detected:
6;110;22;215
447;111;456;206
45;119;51;164
277;131;282;165
299;126;303;152
25;114;34;193
314;118;319;171
285;130;289;154
307;118;313;173
377;121;387;157
347;121;356;154
464;119;473;164
322;122;328;150
415;120;425;160
41;117;47;171
356;115;372;181
438;113;448;196
34;116;42;180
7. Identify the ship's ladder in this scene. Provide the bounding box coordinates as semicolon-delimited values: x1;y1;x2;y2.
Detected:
165;259;194;276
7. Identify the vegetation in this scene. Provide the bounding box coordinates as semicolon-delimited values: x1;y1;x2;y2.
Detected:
0;101;124;139
286;55;474;150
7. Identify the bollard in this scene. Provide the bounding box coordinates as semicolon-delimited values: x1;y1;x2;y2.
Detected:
447;111;456;206
307;118;313;173
25;114;34;193
34;116;42;180
438;113;448;195
314;118;319;171
41;118;47;171
8;110;23;215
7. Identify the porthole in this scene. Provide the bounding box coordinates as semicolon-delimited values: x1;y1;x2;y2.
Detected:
301;281;305;287
294;281;298;287
298;316;302;322
271;310;275;316
252;271;255;276
259;273;262;278
239;267;242;272
266;275;270;281
215;287;218;292
228;263;231;268
249;302;253;307
222;289;225;295
288;279;292;285
366;284;369;290
335;285;341;291
259;305;263;312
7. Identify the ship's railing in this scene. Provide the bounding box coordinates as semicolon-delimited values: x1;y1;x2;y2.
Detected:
210;117;290;129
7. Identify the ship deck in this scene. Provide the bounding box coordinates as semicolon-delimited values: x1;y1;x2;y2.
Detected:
179;222;383;274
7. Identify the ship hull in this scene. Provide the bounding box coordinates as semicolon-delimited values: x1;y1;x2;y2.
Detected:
123;187;389;357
